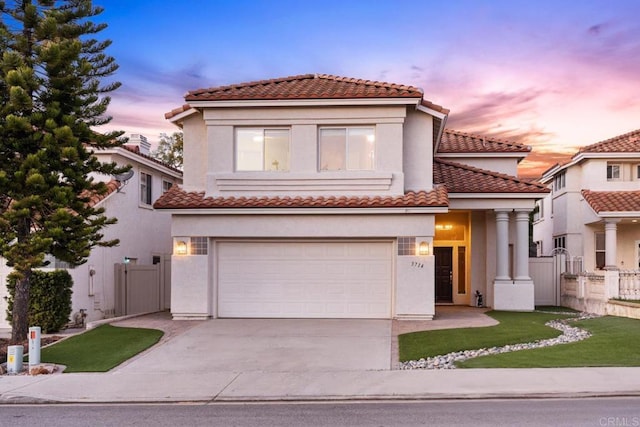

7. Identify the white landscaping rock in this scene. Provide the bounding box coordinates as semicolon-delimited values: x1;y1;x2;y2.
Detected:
400;312;598;370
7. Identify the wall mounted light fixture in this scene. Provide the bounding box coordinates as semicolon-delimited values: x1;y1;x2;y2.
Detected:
174;239;189;255
419;241;430;256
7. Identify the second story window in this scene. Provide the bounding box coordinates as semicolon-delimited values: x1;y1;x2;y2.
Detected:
607;164;621;181
553;171;565;191
140;172;152;205
319;127;375;171
236;128;290;172
162;180;173;194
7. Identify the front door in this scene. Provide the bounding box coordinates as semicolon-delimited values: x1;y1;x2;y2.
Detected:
434;246;453;303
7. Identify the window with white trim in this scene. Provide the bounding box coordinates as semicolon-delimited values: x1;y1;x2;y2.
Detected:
607;164;621;181
236;128;290;171
162;180;173;194
140;172;152;205
319;127;375;171
554;171;565;191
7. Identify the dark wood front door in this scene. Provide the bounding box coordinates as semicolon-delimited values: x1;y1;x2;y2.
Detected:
434;246;453;303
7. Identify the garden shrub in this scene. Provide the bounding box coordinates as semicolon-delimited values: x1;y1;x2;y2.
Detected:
5;270;73;333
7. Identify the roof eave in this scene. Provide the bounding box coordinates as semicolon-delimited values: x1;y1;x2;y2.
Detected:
153;206;449;215
187;97;421;108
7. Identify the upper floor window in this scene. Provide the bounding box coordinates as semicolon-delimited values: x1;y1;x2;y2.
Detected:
319;127;375;171
553;171;565;191
162;180;173;194
236;128;290;172
533;200;543;222
140;172;152;205
637;165;640;180
607;164;621;181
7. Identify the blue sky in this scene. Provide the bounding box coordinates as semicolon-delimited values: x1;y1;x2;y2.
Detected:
95;0;640;176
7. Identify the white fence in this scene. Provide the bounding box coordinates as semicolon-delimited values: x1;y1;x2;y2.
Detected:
561;269;640;316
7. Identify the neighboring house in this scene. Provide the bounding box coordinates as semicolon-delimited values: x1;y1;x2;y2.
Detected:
0;135;183;329
155;74;549;321
534;129;640;271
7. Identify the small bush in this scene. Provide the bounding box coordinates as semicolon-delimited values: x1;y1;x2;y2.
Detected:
6;270;73;333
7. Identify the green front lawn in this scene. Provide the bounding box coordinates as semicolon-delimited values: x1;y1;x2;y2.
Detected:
399;310;573;362
40;324;163;372
459;316;640;368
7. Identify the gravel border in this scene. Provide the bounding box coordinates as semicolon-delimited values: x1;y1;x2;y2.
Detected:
401;312;599;370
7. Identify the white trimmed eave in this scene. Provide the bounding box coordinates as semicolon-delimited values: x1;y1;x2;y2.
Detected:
159;206;449;215
187;97;421;109
416;104;447;120
418;105;449;154
168;108;199;126
449;192;549;199
94;148;183;179
436;152;527;160
597;211;640;218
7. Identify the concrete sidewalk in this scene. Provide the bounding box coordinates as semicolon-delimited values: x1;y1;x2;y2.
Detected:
1;367;639;403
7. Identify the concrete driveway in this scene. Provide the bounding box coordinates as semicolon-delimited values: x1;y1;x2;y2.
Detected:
115;318;392;373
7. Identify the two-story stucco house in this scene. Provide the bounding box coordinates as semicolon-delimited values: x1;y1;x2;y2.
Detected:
0;135;183;330
534;129;640;271
155;74;549;321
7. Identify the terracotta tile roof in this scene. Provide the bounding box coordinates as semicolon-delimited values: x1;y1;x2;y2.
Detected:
185;74;424;102
420;99;450;115
164;104;193;120
577;128;640;155
438;129;531;154
154;186;449;210
434;159;549;194
582;190;640;213
83;180;120;208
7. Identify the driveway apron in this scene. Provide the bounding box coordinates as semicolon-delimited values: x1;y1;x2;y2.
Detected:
116;319;392;373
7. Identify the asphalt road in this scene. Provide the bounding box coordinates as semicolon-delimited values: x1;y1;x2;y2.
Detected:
1;397;639;426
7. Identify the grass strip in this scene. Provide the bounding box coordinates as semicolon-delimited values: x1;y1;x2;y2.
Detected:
40;324;163;372
399;310;573;362
458;316;640;368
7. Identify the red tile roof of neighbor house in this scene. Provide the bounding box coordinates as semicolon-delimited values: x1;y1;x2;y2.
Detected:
165;74;450;119
121;144;182;174
438;129;531;154
577;128;640;155
434;159;549;194
582;190;640;213
83;180;120;208
153;185;449;210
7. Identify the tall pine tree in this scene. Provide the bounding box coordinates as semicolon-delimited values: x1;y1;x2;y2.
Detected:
0;0;125;343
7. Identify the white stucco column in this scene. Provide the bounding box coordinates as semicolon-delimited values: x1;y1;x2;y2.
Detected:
604;219;620;270
514;209;532;281
495;209;511;281
493;209;534;311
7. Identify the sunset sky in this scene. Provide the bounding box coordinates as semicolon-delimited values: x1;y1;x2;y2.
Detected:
96;0;640;177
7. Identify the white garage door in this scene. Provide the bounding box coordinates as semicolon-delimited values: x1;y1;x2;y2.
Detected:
217;241;392;318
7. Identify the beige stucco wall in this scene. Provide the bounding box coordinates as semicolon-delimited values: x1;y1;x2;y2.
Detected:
178;104;441;198
182;113;207;191
403;108;433;192
169;212;438;320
